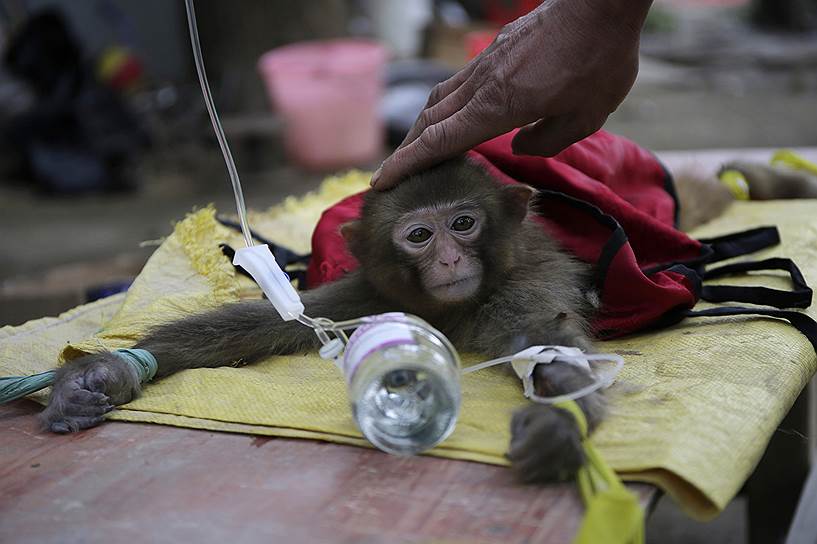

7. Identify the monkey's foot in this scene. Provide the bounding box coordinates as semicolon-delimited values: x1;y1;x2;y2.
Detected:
40;354;138;433
507;403;585;483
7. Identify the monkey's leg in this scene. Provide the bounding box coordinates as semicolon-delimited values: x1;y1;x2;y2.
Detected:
674;160;817;231
41;274;384;433
722;160;817;200
507;362;605;483
673;171;735;231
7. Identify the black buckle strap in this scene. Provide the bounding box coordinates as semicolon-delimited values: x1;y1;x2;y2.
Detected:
686;227;817;354
699;226;780;264
216;216;312;288
701;258;813;309
642;226;781;276
216;216;311;266
686;307;817;353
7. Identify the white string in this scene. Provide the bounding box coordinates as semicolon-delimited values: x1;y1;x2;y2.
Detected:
461;355;514;374
463;347;624;404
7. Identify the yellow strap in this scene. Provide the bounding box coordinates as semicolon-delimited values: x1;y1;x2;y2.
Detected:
771;150;817;176
555;400;645;544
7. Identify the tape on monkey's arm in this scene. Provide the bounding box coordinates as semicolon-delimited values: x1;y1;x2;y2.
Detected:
555;399;645;544
510;346;622;404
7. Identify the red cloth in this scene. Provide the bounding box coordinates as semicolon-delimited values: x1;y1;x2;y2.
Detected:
306;130;706;337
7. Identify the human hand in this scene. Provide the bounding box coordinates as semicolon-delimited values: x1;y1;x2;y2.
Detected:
371;0;653;190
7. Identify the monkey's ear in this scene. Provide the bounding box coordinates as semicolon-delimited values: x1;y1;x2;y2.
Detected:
340;221;363;245
502;184;535;223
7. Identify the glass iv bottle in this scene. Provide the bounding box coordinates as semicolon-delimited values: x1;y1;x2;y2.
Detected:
340;313;461;455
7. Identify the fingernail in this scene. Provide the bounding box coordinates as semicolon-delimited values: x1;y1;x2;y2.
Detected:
370;167;382;188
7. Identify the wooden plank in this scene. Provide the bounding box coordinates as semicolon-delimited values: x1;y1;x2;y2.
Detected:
0;400;656;544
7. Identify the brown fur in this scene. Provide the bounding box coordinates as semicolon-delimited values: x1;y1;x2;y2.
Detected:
674;170;735;231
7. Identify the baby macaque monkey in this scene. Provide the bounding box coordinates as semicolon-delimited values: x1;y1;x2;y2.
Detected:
39;157;817;483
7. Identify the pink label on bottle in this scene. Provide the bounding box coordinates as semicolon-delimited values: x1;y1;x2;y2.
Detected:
342;313;414;383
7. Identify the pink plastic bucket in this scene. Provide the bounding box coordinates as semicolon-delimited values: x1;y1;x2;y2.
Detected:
258;40;387;170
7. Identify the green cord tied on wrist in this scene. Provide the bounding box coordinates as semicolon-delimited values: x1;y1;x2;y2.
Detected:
0;348;158;405
555;399;645;544
114;348;158;383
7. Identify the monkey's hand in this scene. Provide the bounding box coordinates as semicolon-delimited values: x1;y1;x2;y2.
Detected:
40;353;141;433
507;361;605;482
508;404;585;482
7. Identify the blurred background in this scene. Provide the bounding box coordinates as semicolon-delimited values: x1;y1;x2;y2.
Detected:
0;1;815;541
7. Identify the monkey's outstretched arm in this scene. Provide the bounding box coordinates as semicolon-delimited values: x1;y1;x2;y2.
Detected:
469;274;606;483
504;319;607;483
40;273;387;433
136;299;318;379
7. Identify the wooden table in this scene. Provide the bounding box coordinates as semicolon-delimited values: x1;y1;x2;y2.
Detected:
0;400;657;543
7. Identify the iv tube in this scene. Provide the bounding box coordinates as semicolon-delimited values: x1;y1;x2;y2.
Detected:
183;0;253;248
184;0;335;335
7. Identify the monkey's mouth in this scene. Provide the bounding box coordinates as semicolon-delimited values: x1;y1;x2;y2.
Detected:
429;276;480;301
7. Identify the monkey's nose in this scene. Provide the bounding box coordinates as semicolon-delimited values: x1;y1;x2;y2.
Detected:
439;255;461;267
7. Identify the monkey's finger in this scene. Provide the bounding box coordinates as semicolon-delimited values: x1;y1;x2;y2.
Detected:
511;113;603;158
83;365;115;393
508;405;585;482
62;401;114;418
48;415;107;434
67;388;110;406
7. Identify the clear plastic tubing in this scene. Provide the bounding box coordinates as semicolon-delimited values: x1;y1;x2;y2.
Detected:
183;0;253;248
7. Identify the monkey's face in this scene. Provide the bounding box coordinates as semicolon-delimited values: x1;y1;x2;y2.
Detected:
394;205;485;303
347;158;534;314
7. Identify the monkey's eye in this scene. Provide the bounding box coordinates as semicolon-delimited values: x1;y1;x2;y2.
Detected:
407;227;432;243
451;215;475;232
